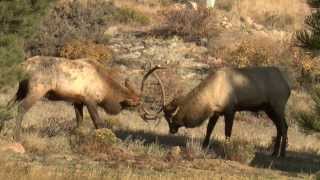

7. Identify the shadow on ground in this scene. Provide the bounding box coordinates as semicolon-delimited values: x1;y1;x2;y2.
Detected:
250;151;320;174
114;128;320;174
114;129;189;147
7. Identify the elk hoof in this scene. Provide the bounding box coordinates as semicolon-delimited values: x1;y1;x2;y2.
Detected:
202;141;209;149
271;151;279;157
280;152;286;158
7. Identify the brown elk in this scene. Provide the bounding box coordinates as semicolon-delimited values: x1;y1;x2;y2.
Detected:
144;66;291;157
8;56;161;141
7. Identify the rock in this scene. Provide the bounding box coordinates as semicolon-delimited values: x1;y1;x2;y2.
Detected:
118;51;141;60
1;143;25;154
243;16;254;26
104;26;119;37
130;45;145;52
253;23;264;31
173;3;186;10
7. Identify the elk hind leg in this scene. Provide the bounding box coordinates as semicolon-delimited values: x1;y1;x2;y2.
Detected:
15;90;47;141
266;108;282;157
279;115;288;157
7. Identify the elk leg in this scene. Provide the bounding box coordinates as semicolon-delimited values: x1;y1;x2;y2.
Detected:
202;114;219;148
15;93;45;141
85;101;108;129
279;117;288;157
224;111;235;141
73;103;84;128
266;109;282;157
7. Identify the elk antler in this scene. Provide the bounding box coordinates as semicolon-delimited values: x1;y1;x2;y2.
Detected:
139;63;166;122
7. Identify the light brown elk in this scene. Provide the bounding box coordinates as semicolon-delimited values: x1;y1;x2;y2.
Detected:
146;66;291;157
8;56;161;141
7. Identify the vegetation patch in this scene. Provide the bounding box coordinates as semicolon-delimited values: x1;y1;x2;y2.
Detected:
60;40;113;65
222;36;290;67
158;5;220;42
111;6;150;25
0;0;53;90
297;86;320;133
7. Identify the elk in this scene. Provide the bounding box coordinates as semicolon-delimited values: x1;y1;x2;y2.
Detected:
144;66;291;157
8;56;161;141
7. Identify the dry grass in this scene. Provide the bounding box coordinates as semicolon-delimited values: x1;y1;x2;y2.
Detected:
210;34;292;67
232;0;309;30
60;40;114;65
0;0;318;179
156;5;220;42
0;92;319;179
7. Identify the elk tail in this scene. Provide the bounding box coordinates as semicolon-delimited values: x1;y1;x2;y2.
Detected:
7;79;29;109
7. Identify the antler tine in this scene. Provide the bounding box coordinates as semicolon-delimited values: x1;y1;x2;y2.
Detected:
139;62;166;121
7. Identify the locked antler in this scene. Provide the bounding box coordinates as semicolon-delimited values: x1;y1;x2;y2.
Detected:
139;62;166;121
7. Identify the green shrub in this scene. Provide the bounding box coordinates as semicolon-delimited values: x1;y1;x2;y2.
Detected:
295;8;320;50
0;0;54;38
0;0;53;90
297;87;320;133
0;35;26;89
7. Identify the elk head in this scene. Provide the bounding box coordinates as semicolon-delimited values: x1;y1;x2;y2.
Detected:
163;97;184;134
120;78;141;108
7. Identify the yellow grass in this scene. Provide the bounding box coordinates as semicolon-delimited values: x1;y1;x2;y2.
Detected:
0;89;318;179
234;0;310;29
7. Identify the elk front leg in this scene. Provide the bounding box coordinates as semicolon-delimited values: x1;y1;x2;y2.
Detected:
202;114;219;148
85;100;108;129
73;103;84;128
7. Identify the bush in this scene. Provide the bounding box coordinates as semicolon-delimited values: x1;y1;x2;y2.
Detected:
111;6;150;25
295;9;320;50
0;0;53;90
0;36;26;89
25;0;116;57
0;106;13;132
291;49;320;87
257;12;295;30
224;37;289;67
60;40;113;64
215;0;234;12
0;0;53;39
296;86;320;133
159;5;219;41
215;138;255;164
26;0;150;57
